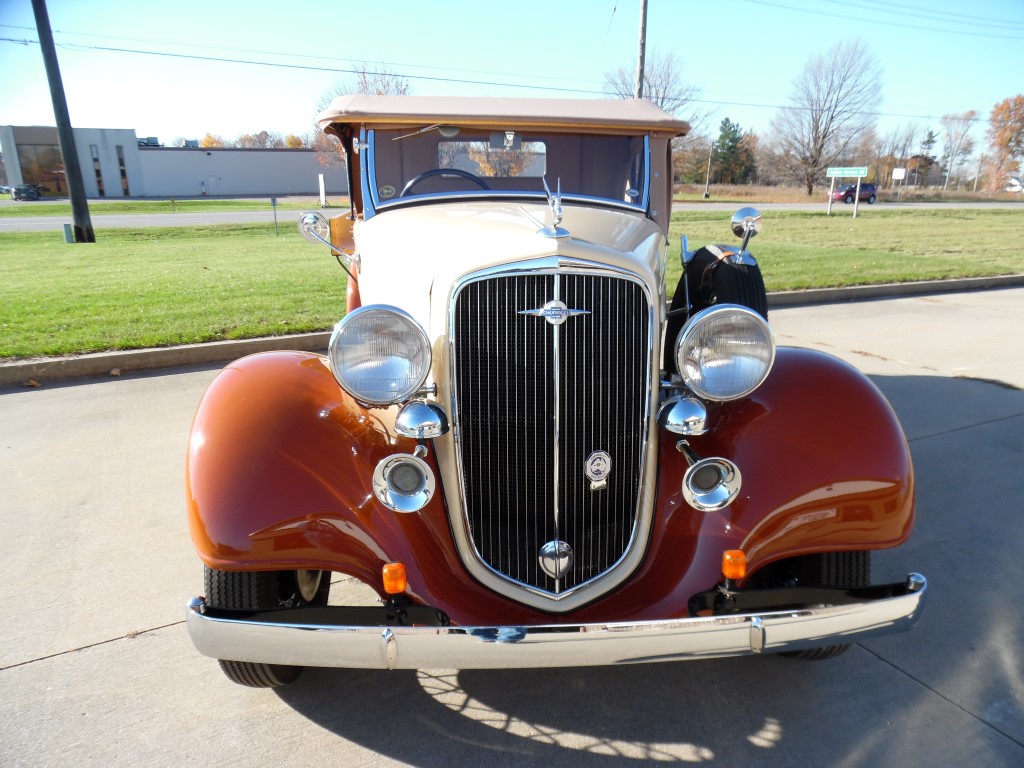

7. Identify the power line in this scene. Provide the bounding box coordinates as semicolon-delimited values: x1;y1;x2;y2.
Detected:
0;23;607;88
854;0;1024;28
0;35;1007;127
735;0;1024;40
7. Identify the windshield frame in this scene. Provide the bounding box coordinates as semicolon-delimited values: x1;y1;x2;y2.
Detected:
360;128;651;219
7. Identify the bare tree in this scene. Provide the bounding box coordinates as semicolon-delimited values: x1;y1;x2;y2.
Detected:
605;51;707;130
312;62;412;167
770;39;882;195
940;111;977;191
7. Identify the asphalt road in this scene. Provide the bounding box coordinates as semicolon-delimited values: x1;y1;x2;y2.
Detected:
2;288;1023;767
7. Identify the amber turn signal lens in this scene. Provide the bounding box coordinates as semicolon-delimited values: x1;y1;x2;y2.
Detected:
722;549;747;581
382;562;407;595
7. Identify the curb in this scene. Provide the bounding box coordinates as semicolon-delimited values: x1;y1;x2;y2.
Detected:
4;275;1024;388
766;274;1024;307
1;331;331;388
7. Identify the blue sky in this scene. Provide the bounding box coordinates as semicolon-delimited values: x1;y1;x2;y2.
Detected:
1;0;1022;150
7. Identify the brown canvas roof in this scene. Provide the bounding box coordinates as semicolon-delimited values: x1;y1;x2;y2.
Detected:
318;94;689;136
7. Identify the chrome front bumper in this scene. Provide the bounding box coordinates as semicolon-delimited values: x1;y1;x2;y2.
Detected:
187;573;925;670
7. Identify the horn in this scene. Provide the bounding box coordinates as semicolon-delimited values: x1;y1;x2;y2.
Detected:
677;441;742;512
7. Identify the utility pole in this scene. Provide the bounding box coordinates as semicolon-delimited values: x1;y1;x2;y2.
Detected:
31;0;94;243
634;0;648;99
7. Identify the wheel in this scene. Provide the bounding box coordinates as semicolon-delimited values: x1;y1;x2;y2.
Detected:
752;551;870;660
843;194;854;204
203;566;330;687
664;246;769;373
400;168;490;196
867;194;876;204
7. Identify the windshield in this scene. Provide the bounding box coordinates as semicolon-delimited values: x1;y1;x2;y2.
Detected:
367;128;648;210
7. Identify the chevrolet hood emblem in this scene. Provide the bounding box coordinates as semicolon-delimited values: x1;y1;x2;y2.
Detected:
519;300;591;326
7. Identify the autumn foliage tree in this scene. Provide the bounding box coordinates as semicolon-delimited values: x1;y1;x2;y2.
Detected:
987;95;1024;192
199;133;225;148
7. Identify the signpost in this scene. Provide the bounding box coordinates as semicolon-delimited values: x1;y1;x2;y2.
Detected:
892;168;906;200
826;166;869;217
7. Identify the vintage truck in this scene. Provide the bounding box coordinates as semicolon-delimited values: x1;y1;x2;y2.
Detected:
186;95;925;687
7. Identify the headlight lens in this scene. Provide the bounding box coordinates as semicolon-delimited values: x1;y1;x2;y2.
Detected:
675;304;775;401
328;305;431;405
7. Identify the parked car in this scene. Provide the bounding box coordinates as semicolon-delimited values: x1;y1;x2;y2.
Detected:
185;95;926;687
831;182;876;204
11;184;41;201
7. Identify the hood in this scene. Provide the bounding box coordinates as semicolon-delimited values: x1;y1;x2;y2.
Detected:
353;201;668;333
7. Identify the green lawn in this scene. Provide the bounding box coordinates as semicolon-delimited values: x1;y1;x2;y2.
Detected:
0;197;347;217
667;208;1024;291
0;224;348;358
2;209;1023;360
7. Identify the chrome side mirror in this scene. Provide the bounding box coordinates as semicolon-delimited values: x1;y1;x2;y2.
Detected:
730;207;762;254
298;210;359;269
298;210;331;247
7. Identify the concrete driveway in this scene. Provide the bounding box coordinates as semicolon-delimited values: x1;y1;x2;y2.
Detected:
2;289;1022;767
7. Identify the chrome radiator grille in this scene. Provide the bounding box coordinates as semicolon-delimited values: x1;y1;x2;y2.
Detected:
452;271;652;597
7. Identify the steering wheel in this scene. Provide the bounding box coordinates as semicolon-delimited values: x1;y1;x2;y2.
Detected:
400;168;490;197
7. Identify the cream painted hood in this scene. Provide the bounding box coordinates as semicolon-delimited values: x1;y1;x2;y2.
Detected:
352;200;669;338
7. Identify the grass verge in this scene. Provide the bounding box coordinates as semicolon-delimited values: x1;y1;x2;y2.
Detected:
666;207;1024;292
0;197;349;217
2;209;1023;360
1;224;348;359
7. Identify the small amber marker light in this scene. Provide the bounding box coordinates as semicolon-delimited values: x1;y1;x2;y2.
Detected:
722;549;747;581
382;562;407;595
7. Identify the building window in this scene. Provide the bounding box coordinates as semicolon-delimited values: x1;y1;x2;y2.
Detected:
16;143;64;195
90;144;104;197
116;145;129;196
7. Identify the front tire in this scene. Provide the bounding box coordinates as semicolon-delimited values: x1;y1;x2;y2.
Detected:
868;194;876;204
751;551;870;661
203;567;330;687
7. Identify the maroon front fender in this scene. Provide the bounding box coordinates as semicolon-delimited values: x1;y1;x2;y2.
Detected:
186;348;914;625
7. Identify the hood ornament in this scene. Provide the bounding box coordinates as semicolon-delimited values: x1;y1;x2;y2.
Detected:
538;176;569;239
519;300;590;326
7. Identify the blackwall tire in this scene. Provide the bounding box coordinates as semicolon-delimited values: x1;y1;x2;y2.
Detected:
782;551;871;661
203;567;330;687
868;194;876;204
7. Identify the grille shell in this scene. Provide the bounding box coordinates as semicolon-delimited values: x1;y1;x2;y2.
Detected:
450;265;655;606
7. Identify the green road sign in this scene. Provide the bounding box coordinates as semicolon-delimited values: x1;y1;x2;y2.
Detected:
827;167;868;177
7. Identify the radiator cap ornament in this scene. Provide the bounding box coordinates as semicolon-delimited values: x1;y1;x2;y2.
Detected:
539;540;574;580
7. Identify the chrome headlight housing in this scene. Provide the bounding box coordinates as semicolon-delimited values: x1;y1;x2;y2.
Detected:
675;304;775;402
328;305;431;406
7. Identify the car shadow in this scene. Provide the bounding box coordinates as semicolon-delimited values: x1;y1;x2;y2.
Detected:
269;372;1024;765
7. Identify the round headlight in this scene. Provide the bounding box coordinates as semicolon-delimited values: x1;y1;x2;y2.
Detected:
328;305;431;405
675;304;775;402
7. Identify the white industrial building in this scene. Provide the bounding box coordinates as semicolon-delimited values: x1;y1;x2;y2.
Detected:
0;125;347;198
